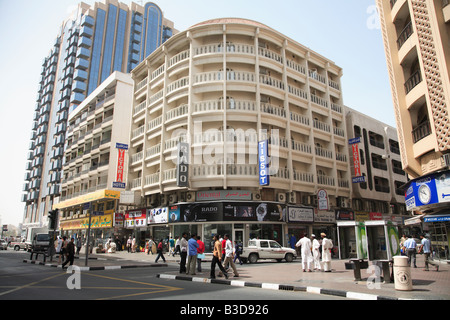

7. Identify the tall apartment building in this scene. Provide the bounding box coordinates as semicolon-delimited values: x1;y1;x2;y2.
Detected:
21;1;175;232
128;18;350;247
376;0;450;260
376;0;450;210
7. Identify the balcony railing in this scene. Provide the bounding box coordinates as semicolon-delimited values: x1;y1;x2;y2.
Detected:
404;70;422;94
397;21;413;49
412;121;432;143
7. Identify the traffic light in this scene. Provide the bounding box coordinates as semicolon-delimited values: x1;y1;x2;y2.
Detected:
48;209;58;230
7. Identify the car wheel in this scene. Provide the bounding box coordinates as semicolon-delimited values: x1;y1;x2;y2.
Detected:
14;246;20;251
248;253;258;264
285;253;294;262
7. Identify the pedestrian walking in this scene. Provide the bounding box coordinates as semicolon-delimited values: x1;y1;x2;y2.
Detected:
131;237;136;253
76;236;82;255
60;236;68;264
127;236;132;253
62;238;75;269
174;236;181;256
155;239;166;263
321;233;333;272
311;234;321;271
210;234;228;279
186;234;199;275
233;240;243;265
197;236;205;272
55;236;64;264
147;237;154;255
179;233;188;274
169;237;175;256
221;234;239;277
296;233;313;272
420;234;439;272
404;235;417;268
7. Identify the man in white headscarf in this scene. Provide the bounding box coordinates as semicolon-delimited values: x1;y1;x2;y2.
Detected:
321;233;333;272
296;233;313;272
311;234;321;271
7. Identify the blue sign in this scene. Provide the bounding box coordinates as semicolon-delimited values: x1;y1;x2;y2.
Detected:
352;176;366;184
92;211;104;216
348;137;361;145
112;182;126;189
258;140;270;186
405;171;450;210
424;215;450;223
116;143;129;150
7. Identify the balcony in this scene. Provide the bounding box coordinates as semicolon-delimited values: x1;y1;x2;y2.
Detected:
404;70;422;94
412;121;432;143
397;21;413;50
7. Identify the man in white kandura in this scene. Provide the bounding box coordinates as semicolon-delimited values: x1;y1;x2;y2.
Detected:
296;234;313;272
311;234;321;271
321;233;333;272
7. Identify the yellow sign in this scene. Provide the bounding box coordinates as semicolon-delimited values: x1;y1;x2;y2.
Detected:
59;213;114;230
53;190;121;210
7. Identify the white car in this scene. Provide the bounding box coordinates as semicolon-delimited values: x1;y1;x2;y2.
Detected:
241;239;297;263
0;239;8;250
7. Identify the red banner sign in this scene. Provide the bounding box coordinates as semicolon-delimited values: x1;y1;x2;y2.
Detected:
352;144;361;177
116;149;125;182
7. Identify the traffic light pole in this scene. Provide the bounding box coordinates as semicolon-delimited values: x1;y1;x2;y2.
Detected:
85;211;92;267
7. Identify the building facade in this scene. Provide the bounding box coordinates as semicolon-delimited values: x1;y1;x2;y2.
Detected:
53;71;135;243
128;18;352;249
21;1;175;234
376;0;450;259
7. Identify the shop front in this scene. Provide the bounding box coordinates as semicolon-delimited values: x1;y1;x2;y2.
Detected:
54;189;121;249
168;201;286;253
423;213;450;261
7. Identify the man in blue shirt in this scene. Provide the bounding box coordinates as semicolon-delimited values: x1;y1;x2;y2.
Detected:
186;234;199;275
403;235;418;268
420;234;439;272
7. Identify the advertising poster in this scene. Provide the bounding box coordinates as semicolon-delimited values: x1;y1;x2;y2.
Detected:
223;204;256;221
387;222;400;257
169;205;181;222
356;222;368;259
148;207;169;224
182;203;223;222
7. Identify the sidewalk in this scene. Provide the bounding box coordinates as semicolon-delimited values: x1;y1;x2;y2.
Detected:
24;250;449;300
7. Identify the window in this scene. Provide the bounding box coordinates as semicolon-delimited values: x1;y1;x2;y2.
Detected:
369;131;385;149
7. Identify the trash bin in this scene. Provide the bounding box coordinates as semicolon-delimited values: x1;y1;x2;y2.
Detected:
393;256;412;291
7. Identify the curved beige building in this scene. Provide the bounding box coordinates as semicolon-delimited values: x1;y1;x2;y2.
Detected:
129;18;350;208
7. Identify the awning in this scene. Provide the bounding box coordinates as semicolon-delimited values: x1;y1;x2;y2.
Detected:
404;214;424;226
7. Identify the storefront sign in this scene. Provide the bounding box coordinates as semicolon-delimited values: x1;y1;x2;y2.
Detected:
336;209;354;221
355;211;370;222
114;213;124;227
148;207;169;224
59;213;114;230
182;203;223;222
369;212;383;220
125;209;146;228
314;210;336;223
424;215;450;223
53;190;121;210
197;190;252;201
258;140;270;186
288;206;314;222
177;142;189;187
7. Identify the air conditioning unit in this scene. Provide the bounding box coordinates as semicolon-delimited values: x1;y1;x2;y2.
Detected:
288;192;297;204
119;205;127;212
186;191;195;202
147;194;158;207
169;194;178;205
338;197;349;208
160;194;168;206
253;192;261;201
277;192;286;203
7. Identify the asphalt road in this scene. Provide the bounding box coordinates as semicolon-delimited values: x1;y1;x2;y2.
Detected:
0;250;348;305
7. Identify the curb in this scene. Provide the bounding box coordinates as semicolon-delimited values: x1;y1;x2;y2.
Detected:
22;259;167;271
156;273;404;301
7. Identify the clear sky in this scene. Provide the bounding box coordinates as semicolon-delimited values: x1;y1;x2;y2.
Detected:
0;0;394;228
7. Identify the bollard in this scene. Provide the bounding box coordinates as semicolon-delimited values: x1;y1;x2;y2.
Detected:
393;256;412;291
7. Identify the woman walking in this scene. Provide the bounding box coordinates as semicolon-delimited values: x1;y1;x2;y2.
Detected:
155;239;166;263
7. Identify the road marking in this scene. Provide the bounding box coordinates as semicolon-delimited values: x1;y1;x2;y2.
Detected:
0;272;64;297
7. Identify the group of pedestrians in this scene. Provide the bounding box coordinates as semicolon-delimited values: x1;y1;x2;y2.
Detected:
55;235;80;269
295;233;333;272
401;234;439;272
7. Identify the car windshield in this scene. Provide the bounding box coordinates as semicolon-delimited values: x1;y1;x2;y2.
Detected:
36;234;50;241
